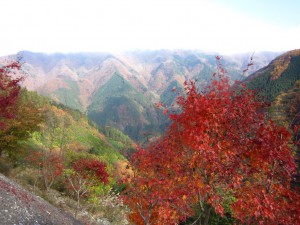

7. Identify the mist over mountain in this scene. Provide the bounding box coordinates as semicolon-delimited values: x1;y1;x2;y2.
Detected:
15;50;279;140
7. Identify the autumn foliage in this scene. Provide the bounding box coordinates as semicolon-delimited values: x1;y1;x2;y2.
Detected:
64;158;109;198
0;59;24;129
123;60;300;224
71;158;109;185
64;158;109;217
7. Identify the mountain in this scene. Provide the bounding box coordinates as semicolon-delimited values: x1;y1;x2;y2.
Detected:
245;49;300;129
246;49;300;102
14;50;279;140
87;72;164;140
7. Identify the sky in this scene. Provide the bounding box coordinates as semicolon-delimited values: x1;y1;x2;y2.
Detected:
0;0;299;56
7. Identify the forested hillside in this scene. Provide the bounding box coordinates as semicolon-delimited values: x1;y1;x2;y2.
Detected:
1;89;133;164
246;49;300;102
245;49;300;144
0;59;134;224
12;50;279;140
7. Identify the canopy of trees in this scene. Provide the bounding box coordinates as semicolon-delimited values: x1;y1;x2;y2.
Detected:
123;73;300;224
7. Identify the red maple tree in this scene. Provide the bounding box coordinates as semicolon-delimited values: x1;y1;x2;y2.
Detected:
64;158;109;218
123;73;300;224
0;59;24;129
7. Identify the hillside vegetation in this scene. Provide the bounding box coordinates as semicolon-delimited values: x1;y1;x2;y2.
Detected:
2;51;297;225
245;49;300;133
16;50;279;139
6;90;133;165
0;70;133;224
246;49;300;102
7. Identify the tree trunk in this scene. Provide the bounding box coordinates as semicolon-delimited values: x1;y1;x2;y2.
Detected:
203;204;213;225
198;217;202;225
75;191;80;219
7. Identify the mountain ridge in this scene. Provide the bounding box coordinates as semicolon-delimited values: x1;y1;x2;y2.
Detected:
9;50;280;139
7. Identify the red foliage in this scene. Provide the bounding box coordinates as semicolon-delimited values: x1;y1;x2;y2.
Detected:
64;158;109;218
0;59;24;129
123;75;300;224
71;158;109;185
122;145;191;225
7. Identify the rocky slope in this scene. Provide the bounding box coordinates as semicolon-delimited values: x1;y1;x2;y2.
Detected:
0;173;83;225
